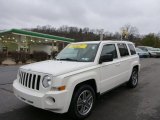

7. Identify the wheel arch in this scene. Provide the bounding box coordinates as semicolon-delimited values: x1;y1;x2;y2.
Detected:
73;79;98;96
132;65;140;71
133;65;139;71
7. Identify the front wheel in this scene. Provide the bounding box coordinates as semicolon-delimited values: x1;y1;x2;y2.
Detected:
68;84;96;120
127;68;138;88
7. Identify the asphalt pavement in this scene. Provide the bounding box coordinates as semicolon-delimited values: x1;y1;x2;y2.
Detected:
0;58;160;120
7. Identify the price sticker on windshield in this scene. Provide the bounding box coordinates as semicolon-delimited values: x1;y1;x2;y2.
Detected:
68;44;87;49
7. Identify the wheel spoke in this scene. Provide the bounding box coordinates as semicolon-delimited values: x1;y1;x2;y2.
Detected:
82;105;86;113
80;105;87;114
85;102;91;109
80;105;85;113
87;95;92;102
77;99;83;106
83;91;87;100
132;71;138;85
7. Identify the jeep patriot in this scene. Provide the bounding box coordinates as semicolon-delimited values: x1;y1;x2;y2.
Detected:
13;40;140;119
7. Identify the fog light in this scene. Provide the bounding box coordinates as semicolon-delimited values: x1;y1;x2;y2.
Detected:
45;97;55;105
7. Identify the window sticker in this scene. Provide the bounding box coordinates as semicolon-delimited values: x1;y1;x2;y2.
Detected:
68;44;87;49
81;58;89;61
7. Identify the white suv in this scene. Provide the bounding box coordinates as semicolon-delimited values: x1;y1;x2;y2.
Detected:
13;40;140;119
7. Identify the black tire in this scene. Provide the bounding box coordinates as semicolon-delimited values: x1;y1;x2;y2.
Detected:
68;84;96;120
127;68;138;88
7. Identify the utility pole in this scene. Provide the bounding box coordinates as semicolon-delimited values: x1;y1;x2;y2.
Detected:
100;29;104;41
120;34;122;41
120;29;123;41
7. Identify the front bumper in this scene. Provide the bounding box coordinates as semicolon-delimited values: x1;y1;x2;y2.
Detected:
13;80;68;113
139;54;149;58
156;53;160;58
150;53;158;57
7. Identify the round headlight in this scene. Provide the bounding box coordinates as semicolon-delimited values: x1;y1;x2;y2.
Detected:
42;75;52;88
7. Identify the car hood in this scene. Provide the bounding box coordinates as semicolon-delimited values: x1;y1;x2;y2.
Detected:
20;60;95;76
149;50;160;53
137;51;149;54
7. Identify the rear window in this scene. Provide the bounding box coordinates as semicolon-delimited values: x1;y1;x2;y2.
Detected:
128;44;136;55
117;43;129;57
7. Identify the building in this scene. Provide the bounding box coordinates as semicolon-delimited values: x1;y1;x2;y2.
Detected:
0;29;75;55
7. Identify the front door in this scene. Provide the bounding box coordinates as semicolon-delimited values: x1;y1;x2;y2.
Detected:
99;44;122;93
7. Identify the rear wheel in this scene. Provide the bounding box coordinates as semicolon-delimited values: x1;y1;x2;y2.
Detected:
127;68;138;88
68;84;96;120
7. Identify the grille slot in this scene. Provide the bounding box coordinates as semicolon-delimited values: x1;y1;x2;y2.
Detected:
28;74;32;88
25;73;29;87
23;72;26;86
19;70;41;90
36;75;41;90
32;75;36;89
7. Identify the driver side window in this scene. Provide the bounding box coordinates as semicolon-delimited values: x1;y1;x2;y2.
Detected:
101;44;117;59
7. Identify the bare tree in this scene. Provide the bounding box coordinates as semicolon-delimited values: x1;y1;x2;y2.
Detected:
120;24;139;41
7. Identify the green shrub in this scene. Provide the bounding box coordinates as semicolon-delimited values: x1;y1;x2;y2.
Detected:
0;52;6;65
32;51;48;62
11;52;30;64
20;52;30;64
10;52;21;64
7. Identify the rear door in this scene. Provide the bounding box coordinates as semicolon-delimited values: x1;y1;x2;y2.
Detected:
116;43;131;83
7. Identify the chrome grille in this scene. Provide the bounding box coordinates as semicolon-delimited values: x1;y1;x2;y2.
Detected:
19;70;41;90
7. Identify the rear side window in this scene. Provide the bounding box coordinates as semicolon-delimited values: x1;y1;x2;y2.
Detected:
117;43;129;57
101;44;117;59
128;44;136;55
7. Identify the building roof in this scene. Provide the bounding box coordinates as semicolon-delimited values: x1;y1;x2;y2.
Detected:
74;40;134;44
0;29;75;43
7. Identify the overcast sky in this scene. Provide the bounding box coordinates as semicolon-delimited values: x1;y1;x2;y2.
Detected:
0;0;160;34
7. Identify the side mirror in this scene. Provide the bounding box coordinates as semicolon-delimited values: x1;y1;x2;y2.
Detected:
99;54;113;64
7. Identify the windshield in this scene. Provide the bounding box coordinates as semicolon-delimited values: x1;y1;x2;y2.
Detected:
138;47;153;51
136;48;144;52
147;47;154;51
138;47;148;51
56;43;99;62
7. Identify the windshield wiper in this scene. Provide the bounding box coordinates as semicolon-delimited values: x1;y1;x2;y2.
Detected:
56;58;77;61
